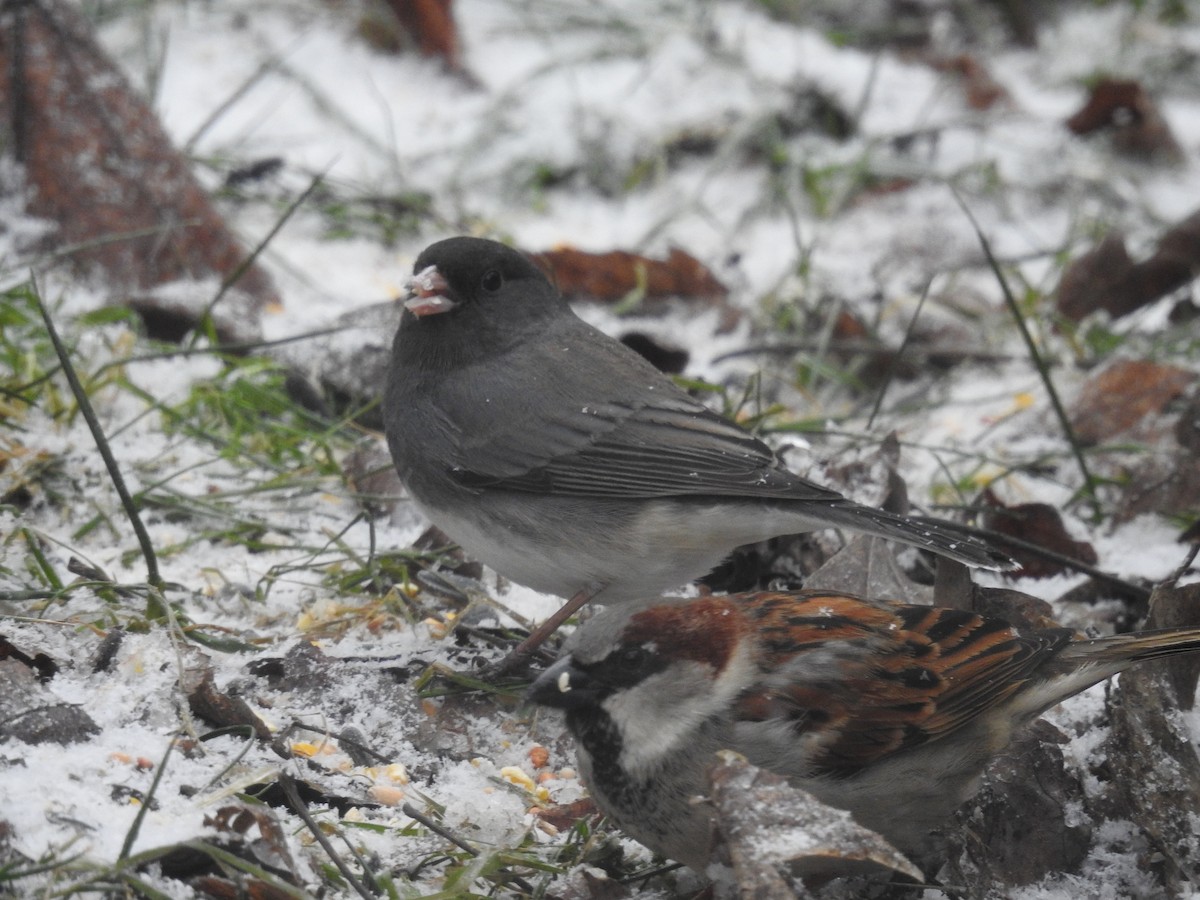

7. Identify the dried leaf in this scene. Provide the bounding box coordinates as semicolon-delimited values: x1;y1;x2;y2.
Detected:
183;664;271;740
826;309;919;385
931;55;1010;110
532;798;597;831
980;489;1096;578
968;586;1058;631
537;246;727;302
534;245;738;331
204;804;298;879
0;0;281;328
1065;78;1182;162
1070;359;1195;446
1056;210;1200;321
382;0;462;71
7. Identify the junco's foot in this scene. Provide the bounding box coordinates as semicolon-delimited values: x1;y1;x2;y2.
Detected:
384;237;1010;664
528;589;1200;870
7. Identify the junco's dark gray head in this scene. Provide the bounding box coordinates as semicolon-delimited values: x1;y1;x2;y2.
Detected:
399;237;568;367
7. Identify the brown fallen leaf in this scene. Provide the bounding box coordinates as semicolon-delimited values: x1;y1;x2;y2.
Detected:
204;804;299;881
1070;359;1196;446
531;797;598;831
381;0;463;71
828;309;920;385
931;54;1010;110
967;585;1058;631
980;489;1097;578
1056;209;1200;321
0;0;280;336
183;663;272;740
534;245;738;331
1065;78;1182;162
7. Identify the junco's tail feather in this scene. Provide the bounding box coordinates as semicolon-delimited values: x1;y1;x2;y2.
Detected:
810;502;1010;569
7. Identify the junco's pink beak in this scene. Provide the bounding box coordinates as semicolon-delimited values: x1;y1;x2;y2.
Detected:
404;265;457;316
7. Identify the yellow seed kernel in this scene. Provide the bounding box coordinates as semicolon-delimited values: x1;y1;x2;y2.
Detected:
385;763;410;784
369;785;405;806
500;766;536;792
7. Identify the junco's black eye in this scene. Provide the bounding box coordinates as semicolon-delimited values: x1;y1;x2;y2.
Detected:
481;269;503;293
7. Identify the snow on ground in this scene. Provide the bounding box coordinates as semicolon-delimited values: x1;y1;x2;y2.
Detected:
2;0;1199;897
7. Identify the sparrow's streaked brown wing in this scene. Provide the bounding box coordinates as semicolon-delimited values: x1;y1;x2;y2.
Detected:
733;591;1074;776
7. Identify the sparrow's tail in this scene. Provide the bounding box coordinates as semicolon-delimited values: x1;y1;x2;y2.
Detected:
1021;626;1200;712
816;500;1014;570
1063;628;1200;668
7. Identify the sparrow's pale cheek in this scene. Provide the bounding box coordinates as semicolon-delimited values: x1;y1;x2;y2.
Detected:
602;663;731;774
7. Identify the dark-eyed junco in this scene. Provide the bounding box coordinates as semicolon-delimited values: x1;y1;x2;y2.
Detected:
528;589;1200;869
384;237;1009;656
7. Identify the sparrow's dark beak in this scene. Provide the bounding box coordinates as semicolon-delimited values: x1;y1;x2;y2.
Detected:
526;655;596;711
403;264;457;317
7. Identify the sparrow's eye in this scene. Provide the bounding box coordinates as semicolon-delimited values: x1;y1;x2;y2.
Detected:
616;645;652;669
481;269;503;293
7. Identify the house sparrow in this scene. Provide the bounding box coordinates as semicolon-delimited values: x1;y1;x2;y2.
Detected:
384;237;1009;656
528;589;1200;871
